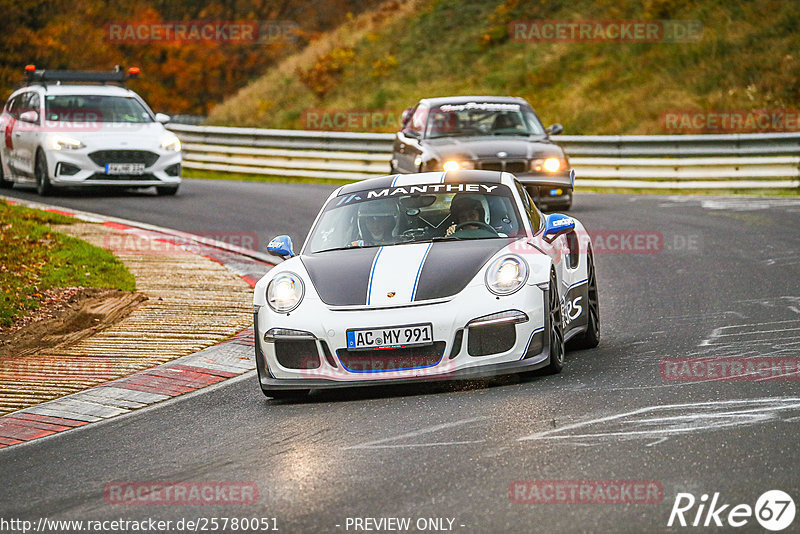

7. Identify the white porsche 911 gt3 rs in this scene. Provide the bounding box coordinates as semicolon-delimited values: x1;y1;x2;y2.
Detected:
254;170;599;398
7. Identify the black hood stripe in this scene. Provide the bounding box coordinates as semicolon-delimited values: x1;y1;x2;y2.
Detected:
301;248;379;306
301;239;511;306
413;239;509;301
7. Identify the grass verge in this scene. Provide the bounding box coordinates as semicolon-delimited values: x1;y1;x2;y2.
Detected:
183;168;351;185
0;200;136;327
575;186;800;197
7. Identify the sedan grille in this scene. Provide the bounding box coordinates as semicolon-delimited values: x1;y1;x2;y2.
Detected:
477;160;527;174
89;150;159;168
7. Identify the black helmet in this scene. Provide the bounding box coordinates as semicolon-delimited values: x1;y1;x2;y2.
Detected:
450;194;486;224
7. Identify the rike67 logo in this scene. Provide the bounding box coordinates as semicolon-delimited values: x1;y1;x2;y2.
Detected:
668;490;796;531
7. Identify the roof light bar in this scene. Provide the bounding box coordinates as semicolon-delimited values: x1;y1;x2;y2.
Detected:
24;65;141;86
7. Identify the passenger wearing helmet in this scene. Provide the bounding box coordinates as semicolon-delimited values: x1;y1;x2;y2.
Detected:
445;194;497;237
354;200;397;246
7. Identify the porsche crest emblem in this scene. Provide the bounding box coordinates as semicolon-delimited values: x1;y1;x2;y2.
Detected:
387;291;396;298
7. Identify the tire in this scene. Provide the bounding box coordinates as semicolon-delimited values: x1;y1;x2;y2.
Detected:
35;150;54;196
567;249;600;349
261;388;310;400
0;155;12;189
542;269;565;374
155;185;179;196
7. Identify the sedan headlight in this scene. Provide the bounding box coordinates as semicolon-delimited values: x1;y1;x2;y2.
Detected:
485;255;528;295
531;157;565;172
267;272;304;313
47;134;85;151
442;160;475;172
160;134;182;152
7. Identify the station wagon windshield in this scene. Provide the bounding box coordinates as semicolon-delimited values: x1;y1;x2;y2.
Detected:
307;183;526;253
44;95;153;123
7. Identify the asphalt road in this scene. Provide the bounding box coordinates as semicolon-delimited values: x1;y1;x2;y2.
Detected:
2;180;800;533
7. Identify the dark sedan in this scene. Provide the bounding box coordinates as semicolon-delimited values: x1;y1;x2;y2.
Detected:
391;96;574;210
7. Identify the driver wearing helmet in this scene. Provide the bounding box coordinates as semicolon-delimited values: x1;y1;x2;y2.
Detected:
353;200;397;246
445;194;486;236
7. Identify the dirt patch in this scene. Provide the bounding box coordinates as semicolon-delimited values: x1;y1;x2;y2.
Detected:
0;287;147;358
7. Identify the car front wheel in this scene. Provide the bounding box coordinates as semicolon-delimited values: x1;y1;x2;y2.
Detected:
0;154;12;189
35;150;54;196
542;269;565;374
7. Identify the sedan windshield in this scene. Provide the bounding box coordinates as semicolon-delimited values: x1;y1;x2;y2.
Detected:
44;95;153;123
307;183;525;253
426;102;544;139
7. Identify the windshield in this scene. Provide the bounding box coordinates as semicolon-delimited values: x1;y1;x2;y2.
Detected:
307;183;525;253
44;95;153;123
426;101;544;139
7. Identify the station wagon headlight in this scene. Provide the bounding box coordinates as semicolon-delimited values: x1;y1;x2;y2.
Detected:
160;134;181;152
47;134;85;151
267;272;304;313
485;255;528;295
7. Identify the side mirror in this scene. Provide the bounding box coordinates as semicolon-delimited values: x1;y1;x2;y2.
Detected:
403;129;421;139
19;110;39;124
546;123;563;135
400;108;414;127
267;235;295;259
155;113;171;124
543;213;575;243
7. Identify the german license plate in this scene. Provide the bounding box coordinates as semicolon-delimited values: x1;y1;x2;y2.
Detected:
105;163;145;175
346;323;433;350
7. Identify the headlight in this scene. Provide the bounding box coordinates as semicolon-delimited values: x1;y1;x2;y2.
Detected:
47;134;85;151
266;272;304;313
531;157;565;172
543;157;562;172
160;134;181;152
442;160;475;172
485;255;528;296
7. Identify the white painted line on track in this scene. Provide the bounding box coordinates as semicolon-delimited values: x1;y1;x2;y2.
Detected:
344;416;490;450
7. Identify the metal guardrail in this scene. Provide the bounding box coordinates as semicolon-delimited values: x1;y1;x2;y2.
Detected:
168;124;800;189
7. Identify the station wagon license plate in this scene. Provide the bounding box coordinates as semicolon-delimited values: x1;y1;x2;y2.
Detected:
346;323;433;350
105;163;145;175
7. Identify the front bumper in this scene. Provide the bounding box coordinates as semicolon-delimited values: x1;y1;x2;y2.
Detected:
255;283;551;389
47;149;182;188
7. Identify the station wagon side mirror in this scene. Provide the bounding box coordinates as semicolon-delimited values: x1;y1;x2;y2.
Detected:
546;123;563;135
155;113;171;124
19;110;39;124
543;213;575;243
267;235;295;259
